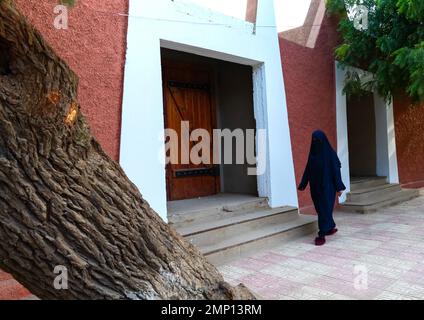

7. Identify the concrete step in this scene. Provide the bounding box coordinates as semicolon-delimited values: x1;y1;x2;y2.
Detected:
346;183;402;203
341;189;420;214
169;196;268;229
182;206;299;248
169;194;317;266
201;214;317;265
350;176;387;191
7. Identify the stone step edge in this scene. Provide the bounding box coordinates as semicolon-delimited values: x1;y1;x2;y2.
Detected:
348;183;400;195
178;206;298;237
169;197;269;224
350;176;387;184
170;197;268;217
200;215;317;256
341;189;420;209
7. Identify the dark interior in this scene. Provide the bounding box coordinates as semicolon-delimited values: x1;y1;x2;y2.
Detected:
347;92;377;177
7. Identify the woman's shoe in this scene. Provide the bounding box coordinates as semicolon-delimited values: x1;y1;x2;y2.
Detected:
326;228;338;236
315;236;326;246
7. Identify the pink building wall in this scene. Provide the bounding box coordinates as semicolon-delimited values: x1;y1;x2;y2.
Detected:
15;0;128;161
394;96;424;189
1;0;423;301
280;11;424;212
279;16;341;212
0;0;128;300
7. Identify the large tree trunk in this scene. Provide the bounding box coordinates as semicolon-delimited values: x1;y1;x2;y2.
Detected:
0;1;254;300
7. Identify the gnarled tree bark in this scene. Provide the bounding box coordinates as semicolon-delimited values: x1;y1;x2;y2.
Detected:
0;0;254;300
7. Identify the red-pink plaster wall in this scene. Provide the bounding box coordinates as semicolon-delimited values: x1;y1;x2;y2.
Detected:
394;95;424;189
15;0;129;161
279;16;341;212
0;0;128;300
0;270;32;300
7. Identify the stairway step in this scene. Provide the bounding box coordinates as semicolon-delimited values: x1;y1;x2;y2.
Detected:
178;206;297;236
344;188;415;206
347;183;401;203
183;207;299;248
200;215;317;265
169;196;268;228
350;176;387;191
341;189;420;214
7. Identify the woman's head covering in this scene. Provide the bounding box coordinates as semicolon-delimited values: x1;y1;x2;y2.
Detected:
307;130;341;188
309;130;338;158
311;132;324;156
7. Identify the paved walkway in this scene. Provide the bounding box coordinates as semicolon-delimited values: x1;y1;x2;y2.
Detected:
219;192;424;300
2;192;424;300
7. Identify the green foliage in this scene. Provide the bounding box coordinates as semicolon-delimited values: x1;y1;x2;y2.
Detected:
326;0;424;102
397;0;424;21
60;0;76;7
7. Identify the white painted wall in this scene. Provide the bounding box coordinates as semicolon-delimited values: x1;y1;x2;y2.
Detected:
335;62;351;203
374;94;399;184
187;0;248;20
120;0;298;220
335;62;400;203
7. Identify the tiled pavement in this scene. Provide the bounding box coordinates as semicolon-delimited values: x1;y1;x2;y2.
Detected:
1;192;424;300
219;191;424;300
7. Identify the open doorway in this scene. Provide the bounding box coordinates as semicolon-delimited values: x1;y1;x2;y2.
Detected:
336;64;400;204
346;92;377;178
161;48;258;206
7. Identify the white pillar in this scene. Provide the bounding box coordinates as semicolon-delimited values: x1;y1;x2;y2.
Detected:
256;0;299;208
335;62;351;202
374;94;399;183
120;15;168;220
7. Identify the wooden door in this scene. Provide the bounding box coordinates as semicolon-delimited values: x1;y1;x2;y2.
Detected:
163;62;219;201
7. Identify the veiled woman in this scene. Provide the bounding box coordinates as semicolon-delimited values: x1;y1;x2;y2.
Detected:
298;130;346;246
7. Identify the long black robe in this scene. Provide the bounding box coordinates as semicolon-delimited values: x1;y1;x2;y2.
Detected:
298;130;346;237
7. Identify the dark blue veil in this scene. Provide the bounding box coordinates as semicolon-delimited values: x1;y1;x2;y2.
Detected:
299;130;345;193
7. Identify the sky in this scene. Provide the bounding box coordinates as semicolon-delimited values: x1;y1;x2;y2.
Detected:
188;0;312;32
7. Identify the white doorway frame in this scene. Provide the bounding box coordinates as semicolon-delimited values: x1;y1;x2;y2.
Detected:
119;0;299;221
335;62;399;203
